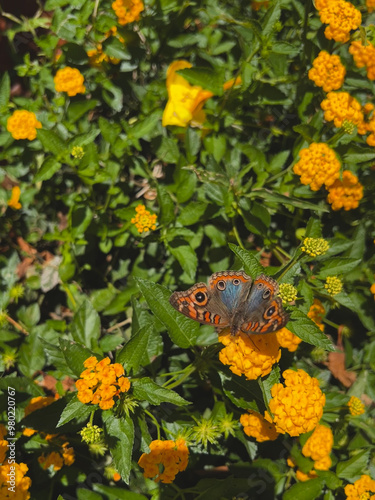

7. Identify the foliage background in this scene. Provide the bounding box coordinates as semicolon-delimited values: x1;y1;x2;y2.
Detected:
0;0;374;498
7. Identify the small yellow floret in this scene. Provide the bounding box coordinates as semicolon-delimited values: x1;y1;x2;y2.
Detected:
308;51;346;92
347;396;365;416
131;204;157;233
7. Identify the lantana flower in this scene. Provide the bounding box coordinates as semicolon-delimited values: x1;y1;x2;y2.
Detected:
0;462;31;499
112;0;144;25
264;369;326;437
347;396;365;416
76;356;131;410
302;424;333;470
131;204;157;233
276;327;302;352
8;186;22;210
326;171;363;211
307;299;325;332
218;331;281;380
317;0;361;43
345;474;375;500
308;51;346;92
240;410;279;442
138;439;189;483
54;67;86;96
7;110;42;140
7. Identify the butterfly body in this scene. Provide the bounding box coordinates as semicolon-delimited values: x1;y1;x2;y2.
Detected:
169;270;288;335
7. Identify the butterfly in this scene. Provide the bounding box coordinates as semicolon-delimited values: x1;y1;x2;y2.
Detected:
169;270;289;336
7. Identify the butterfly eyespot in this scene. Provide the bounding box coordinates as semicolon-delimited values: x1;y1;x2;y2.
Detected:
263;289;271;299
216;280;226;291
265;306;275;317
232;278;240;286
195;291;206;303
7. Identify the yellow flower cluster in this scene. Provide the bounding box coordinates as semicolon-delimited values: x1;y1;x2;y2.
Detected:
38;442;75;471
6;110;42;140
276;327;302;352
138;439;189;483
307;299;325;332
218;331;281;380
112;0;144;26
131;204;158;233
0;462;31;500
308;51;346;92
76;356;131;410
264;369;326;437
54;67;86;96
347;396;365;416
24;395;58;417
278;283;297;304
8;186;22;210
240;410;279;442
345;475;375;500
302;424;333;470
87;45;120;67
324;276;343;295
321;92;365;131
349;40;375;81
317;0;362;43
326;170;363;211
367;0;375;12
293;142;341;191
301;237;329;257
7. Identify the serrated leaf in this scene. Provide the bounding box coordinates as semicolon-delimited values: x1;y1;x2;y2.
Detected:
283;478;324;500
157;184;175;225
71;299;101;350
116;326;154;373
178;67;224;95
67;99;98;122
251;190;328;212
93;484;148;500
37;129;67;156
0;73;10;111
336;450;370;480
132;377;189;406
305;218;322;238
136;278;199;348
57;394;93;427
316;258;361;279
34;157;62;182
259;365;280;406
288;310;335;351
166;238;198;282
60;338;98;377
219;370;262;410
104;413;134;485
229;244;264;277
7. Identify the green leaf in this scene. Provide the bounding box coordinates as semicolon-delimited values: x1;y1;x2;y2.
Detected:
60;338;98;377
288;309;335;351
67;99;98;122
0;376;44;396
0;73;10;112
259;366;280;405
93;484;148;500
219;371;262;410
37;129;67;156
116;326;155;373
178;67;224;95
71;299;101;350
157;184;175;225
104;414;134;485
316;258;361;279
132;377;189;405
177;201;209;226
135;278;200;348
252;190;328;212
166;237;198;282
305;218;322;238
262;1;282;38
228;244;264;277
336;449;370;480
34;157;62;182
127;111;161;139
282;478;324;500
57;394;93;427
155;136;180;163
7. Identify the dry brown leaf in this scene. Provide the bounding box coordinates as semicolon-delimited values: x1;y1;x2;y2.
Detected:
324;351;357;388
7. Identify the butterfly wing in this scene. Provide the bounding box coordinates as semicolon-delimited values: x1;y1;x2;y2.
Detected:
240;274;289;334
169;270;253;328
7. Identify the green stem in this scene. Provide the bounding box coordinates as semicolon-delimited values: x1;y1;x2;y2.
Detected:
323;318;340;330
144;409;161;440
232;222;245;249
163;366;196;390
61;282;77;310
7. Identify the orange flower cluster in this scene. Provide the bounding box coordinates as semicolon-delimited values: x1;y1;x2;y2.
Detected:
308;51;346;92
276;327;302;352
317;0;361;43
112;0;144;25
87;45;120;67
367;0;375;12
8;186;22;210
54;67;86;96
76;356;131;410
0;462;31;500
240;410;279;442
326;170;363;211
349;40;375;81
24;395;59;417
38;442;75;471
302;424;333;470
321;92;365;131
264;369;326;437
293;142;341;191
131;204;157;233
218;331;281;380
347;396;365;416
6;110;42;140
138;439;189;483
345;475;375;500
307;299;325;332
